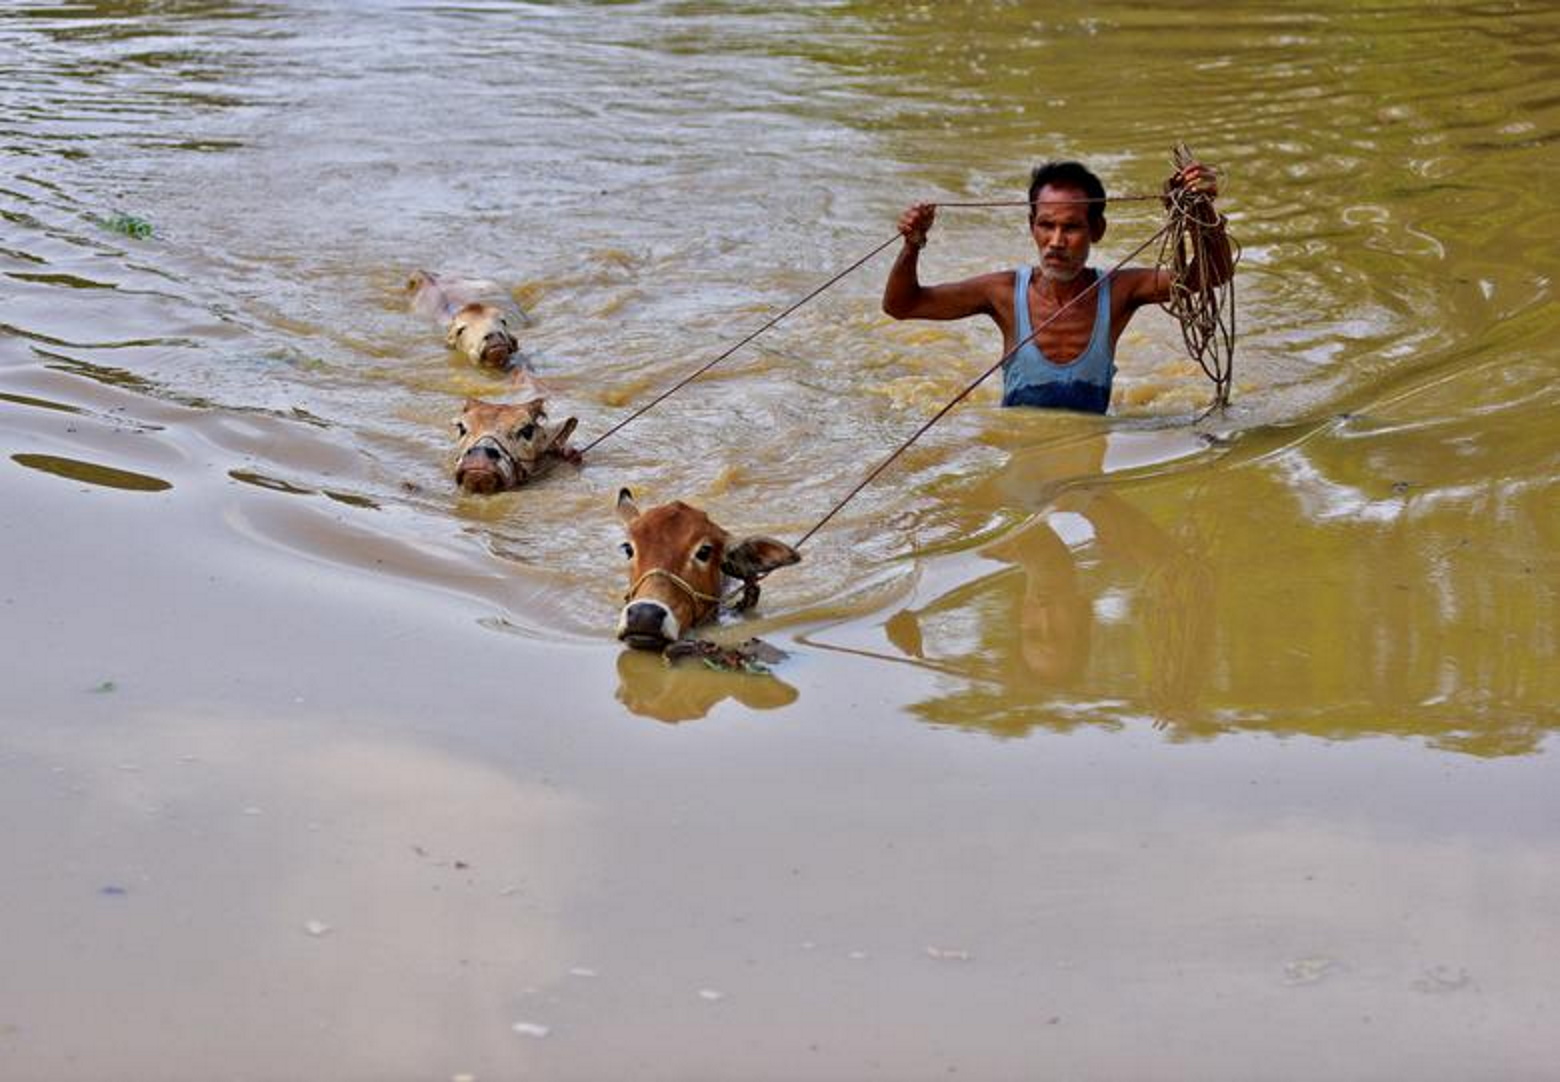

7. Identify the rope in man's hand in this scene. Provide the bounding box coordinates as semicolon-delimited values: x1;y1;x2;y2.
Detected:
1158;142;1240;409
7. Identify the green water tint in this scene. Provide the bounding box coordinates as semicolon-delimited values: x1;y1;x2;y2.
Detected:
0;391;85;416
12;454;171;492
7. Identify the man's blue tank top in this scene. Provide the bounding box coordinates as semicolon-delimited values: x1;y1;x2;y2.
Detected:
1001;265;1115;414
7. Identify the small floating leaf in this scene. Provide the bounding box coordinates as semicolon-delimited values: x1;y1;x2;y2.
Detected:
99;212;154;239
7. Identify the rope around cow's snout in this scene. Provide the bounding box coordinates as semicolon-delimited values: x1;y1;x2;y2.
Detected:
624;567;729;608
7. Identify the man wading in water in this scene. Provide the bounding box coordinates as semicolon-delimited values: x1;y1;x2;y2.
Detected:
882;159;1232;413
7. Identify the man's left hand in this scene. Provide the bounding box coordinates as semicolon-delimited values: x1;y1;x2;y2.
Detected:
1169;161;1219;201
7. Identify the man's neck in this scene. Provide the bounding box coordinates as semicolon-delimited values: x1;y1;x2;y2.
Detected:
1033;265;1096;304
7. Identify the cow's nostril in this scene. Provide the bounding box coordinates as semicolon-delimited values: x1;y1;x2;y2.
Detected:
619;600;676;647
480;445;500;460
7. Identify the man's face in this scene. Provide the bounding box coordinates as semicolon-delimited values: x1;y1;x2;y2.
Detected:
1030;184;1099;284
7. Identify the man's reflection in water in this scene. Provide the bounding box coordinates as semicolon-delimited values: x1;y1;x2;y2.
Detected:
615;647;799;724
884;431;1214;733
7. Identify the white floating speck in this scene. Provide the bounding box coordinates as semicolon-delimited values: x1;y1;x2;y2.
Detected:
568;967;598;979
847;951;869;960
512;1021;550;1038
926;946;972;962
1283;956;1340;986
800;941;816;951
243;806;263;816
304;920;332;937
697;989;725;1002
452;1075;476;1082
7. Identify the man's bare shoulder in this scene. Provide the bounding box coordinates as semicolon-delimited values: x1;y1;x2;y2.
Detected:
1110;265;1172;307
961;268;1021;291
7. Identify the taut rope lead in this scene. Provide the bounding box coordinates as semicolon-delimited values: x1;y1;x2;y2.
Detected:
576;232;904;455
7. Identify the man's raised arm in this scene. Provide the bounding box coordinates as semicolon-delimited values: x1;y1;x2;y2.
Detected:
882;202;1000;321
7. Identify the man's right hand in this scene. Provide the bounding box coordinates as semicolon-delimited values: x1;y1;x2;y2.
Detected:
898;202;936;249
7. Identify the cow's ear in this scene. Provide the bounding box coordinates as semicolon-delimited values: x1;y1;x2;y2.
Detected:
545;416;577;454
723;536;801;580
616;487;639;524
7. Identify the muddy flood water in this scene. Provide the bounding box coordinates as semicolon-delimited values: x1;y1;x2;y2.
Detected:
3;2;1558;1079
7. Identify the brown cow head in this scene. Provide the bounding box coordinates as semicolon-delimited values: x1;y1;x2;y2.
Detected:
446;302;520;368
615;488;801;650
452;397;577;495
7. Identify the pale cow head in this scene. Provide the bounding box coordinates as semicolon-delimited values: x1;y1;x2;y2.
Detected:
445;302;520;368
452;397;577;495
615;488;801;650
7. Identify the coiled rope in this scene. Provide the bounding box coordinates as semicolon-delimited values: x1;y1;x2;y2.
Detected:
1158;142;1240;408
576;233;905;456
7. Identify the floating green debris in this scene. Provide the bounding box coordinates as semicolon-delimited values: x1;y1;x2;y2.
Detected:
97;213;154;239
90;680;117;693
663;637;787;675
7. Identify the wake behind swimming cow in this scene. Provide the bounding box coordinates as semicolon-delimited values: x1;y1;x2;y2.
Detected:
408;269;531;370
615;488;800;650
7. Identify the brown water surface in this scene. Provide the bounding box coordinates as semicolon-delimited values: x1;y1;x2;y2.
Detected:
2;2;1557;1079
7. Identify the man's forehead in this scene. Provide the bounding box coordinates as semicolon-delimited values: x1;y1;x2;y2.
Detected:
1032;183;1095;213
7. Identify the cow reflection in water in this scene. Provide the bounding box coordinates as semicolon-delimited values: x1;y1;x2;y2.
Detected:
614;647;799;724
880;434;1214;732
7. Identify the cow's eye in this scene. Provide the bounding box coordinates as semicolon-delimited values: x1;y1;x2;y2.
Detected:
516;423;536;441
454;421;468;437
452;324;466;340
620;542;634;559
694;543;714;563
